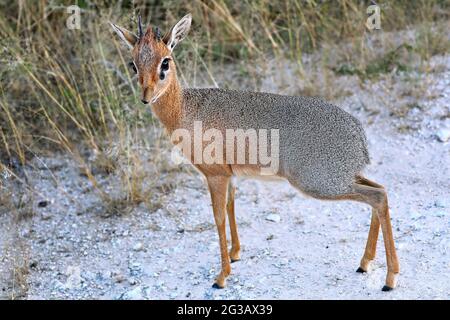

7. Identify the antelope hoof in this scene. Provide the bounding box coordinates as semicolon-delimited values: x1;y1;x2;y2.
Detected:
212;282;225;289
356;267;367;273
212;272;228;289
229;249;241;263
358;258;373;273
230;252;240;263
384;272;398;291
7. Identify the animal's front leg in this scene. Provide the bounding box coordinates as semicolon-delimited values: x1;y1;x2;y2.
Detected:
207;175;232;289
227;180;241;262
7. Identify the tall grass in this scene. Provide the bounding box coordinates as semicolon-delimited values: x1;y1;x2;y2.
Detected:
0;0;448;203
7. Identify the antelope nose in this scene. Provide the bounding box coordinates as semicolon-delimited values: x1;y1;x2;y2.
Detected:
141;99;149;105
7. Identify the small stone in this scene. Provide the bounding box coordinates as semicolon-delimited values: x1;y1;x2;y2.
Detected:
41;212;52;221
133;242;144;252
120;286;146;300
130;262;141;269
398;242;407;250
434;212;446;218
64;266;81;289
436;128;450;142
265;213;281;223
113;273;126;283
434;199;446;208
169;292;178;299
279;258;290;266
411;211;425;221
38;200;49;208
266;234;275;241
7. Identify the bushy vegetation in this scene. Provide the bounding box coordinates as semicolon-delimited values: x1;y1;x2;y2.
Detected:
0;0;448;201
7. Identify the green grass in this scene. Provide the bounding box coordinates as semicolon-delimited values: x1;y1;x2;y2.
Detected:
332;43;415;79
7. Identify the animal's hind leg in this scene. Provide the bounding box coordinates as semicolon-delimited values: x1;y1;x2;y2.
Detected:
352;182;400;291
355;176;382;273
287;176;399;291
357;208;380;273
226;180;241;262
355;175;383;189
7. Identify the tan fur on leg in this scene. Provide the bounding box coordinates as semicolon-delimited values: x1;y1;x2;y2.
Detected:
207;176;232;288
227;181;241;262
351;182;400;290
358;209;380;272
355;177;382;273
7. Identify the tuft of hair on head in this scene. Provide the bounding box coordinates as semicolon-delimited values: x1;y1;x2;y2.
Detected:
153;26;162;41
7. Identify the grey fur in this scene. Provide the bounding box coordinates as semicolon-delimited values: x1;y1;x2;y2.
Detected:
138;43;155;65
181;88;370;197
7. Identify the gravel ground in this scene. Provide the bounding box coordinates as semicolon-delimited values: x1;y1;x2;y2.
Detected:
0;55;449;300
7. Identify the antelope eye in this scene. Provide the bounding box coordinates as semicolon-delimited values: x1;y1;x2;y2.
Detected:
161;58;170;71
129;61;137;74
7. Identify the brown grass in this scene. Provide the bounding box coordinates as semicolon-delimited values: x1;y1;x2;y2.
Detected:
0;0;448;207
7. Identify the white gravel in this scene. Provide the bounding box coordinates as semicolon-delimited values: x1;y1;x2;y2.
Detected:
0;55;449;300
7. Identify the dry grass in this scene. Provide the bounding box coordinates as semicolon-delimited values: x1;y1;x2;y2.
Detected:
0;180;33;299
0;0;449;206
0;1;448;300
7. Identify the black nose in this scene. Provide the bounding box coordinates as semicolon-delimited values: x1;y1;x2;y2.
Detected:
141;99;149;105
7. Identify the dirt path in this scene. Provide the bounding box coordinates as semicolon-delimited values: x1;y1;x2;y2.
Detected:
1;56;449;300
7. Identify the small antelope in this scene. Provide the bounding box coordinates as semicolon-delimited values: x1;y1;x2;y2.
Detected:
111;14;399;291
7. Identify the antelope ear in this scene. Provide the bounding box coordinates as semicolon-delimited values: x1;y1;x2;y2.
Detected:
162;14;192;52
110;23;138;49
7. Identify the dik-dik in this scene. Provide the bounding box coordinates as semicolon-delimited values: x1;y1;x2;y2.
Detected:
111;14;399;291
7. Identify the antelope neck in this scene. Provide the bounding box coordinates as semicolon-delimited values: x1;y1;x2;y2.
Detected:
151;74;183;132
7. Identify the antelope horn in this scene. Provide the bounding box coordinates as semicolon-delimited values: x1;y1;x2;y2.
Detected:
138;15;143;39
